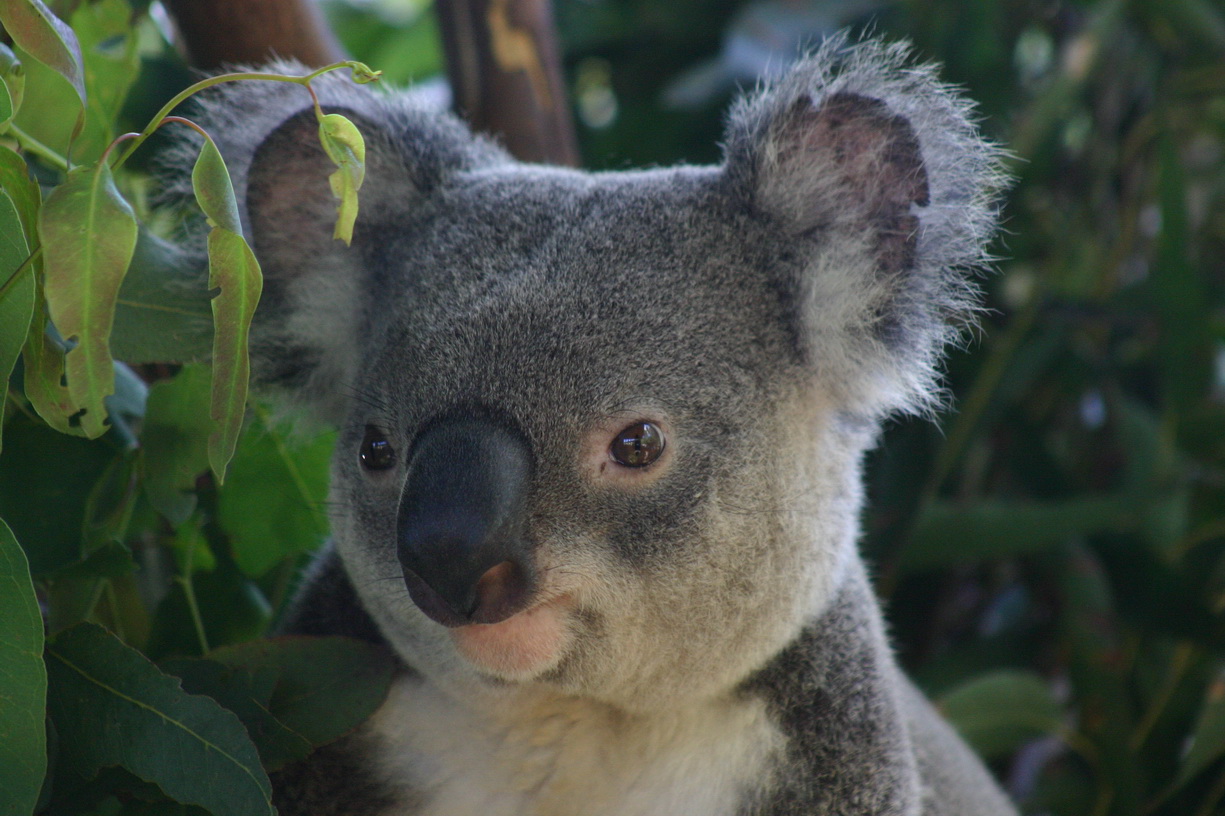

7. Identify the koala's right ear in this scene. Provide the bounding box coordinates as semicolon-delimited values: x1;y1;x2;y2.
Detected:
165;63;505;422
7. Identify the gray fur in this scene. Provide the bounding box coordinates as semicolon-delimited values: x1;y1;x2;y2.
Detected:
169;37;1013;815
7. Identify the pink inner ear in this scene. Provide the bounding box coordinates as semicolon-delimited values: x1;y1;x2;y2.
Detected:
782;92;931;275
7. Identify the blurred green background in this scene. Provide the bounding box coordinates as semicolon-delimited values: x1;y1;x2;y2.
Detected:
4;0;1225;813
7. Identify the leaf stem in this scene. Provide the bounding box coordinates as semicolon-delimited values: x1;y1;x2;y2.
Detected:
179;529;210;655
111;61;377;171
7;122;69;171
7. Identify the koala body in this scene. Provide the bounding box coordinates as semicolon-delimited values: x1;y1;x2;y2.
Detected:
176;38;1014;815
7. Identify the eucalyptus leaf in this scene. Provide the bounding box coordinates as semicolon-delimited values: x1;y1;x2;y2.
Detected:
318;112;366;244
0;189;34;456
206;228;262;484
45;623;274;816
0;144;40;239
0;518;47;816
0;43;25;115
1172;670;1225;792
141;365;213;524
192;135;242;234
0;0;85;132
111;229;212;365
21;302;78;436
70;0;141;160
37;159;138;438
938;670;1063;759
0;414;120;575
217;414;333;577
0;76;13;128
163;636;396;771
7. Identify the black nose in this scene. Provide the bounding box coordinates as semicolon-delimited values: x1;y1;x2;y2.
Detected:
396;417;534;627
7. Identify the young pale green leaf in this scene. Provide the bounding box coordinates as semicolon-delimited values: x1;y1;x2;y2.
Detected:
37;159;138;438
0;44;26;115
0;0;85;118
938;670;1064;759
206;228;262;483
45;623;274;816
191;134;242;234
318;112;366;244
0;190;34;456
349;61;382;83
0;518;47;816
0;144;41;239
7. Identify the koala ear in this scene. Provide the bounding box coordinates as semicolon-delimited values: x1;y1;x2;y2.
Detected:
167;63;505;422
723;39;1005;417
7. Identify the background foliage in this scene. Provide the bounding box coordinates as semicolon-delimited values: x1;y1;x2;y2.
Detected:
1;0;1224;814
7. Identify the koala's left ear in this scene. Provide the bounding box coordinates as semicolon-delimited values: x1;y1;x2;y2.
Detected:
723;38;1005;417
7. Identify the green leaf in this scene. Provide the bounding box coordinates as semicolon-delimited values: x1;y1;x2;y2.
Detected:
206;228;262;483
318;112;366;244
0;0;86;115
217;414;333;577
0;75;12;129
191;135;242;235
0;43;26;115
0;414;119;575
0;518;47;816
69;0;141;161
160;655;312;772
111;229;213;365
938;670;1064;759
21;301;79;436
1172;671;1225;792
163;636;396;771
0;144;40;240
899;496;1132;572
45;623;274;816
140;365;213;524
37;159;138;438
189;136;263;482
0;189;34;457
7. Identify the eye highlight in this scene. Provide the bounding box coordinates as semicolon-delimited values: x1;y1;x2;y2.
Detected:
359;426;396;471
609;422;665;468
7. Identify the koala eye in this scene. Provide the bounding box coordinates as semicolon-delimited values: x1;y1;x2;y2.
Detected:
609;422;665;468
359;426;396;471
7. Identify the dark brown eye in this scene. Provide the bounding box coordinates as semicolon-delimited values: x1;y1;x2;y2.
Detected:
609;422;665;468
360;426;395;470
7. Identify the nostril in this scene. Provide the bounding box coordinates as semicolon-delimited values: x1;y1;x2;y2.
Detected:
401;569;469;628
470;560;530;624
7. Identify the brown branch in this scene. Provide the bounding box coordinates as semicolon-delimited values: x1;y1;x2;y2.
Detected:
437;0;580;166
161;0;346;70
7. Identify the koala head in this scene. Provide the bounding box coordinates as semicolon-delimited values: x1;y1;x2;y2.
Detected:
202;39;1001;712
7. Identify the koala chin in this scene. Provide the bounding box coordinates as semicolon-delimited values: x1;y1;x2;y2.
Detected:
168;36;1015;816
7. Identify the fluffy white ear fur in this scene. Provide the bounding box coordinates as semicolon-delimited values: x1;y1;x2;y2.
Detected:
723;37;1007;418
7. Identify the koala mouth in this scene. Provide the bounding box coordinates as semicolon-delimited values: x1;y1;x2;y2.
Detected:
449;593;574;677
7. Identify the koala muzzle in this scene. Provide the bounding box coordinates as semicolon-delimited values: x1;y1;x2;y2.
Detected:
396;417;535;628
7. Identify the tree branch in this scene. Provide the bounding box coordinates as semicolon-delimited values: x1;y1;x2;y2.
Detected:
161;0;346;70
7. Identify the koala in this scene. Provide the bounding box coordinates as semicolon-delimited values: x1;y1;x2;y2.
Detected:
172;37;1014;816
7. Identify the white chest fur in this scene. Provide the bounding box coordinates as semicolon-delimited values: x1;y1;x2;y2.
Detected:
364;674;784;816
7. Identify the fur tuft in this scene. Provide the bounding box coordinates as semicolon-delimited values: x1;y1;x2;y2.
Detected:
723;36;1009;418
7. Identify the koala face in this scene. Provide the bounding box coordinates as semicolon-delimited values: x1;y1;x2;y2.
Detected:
321;166;862;708
201;41;1001;713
